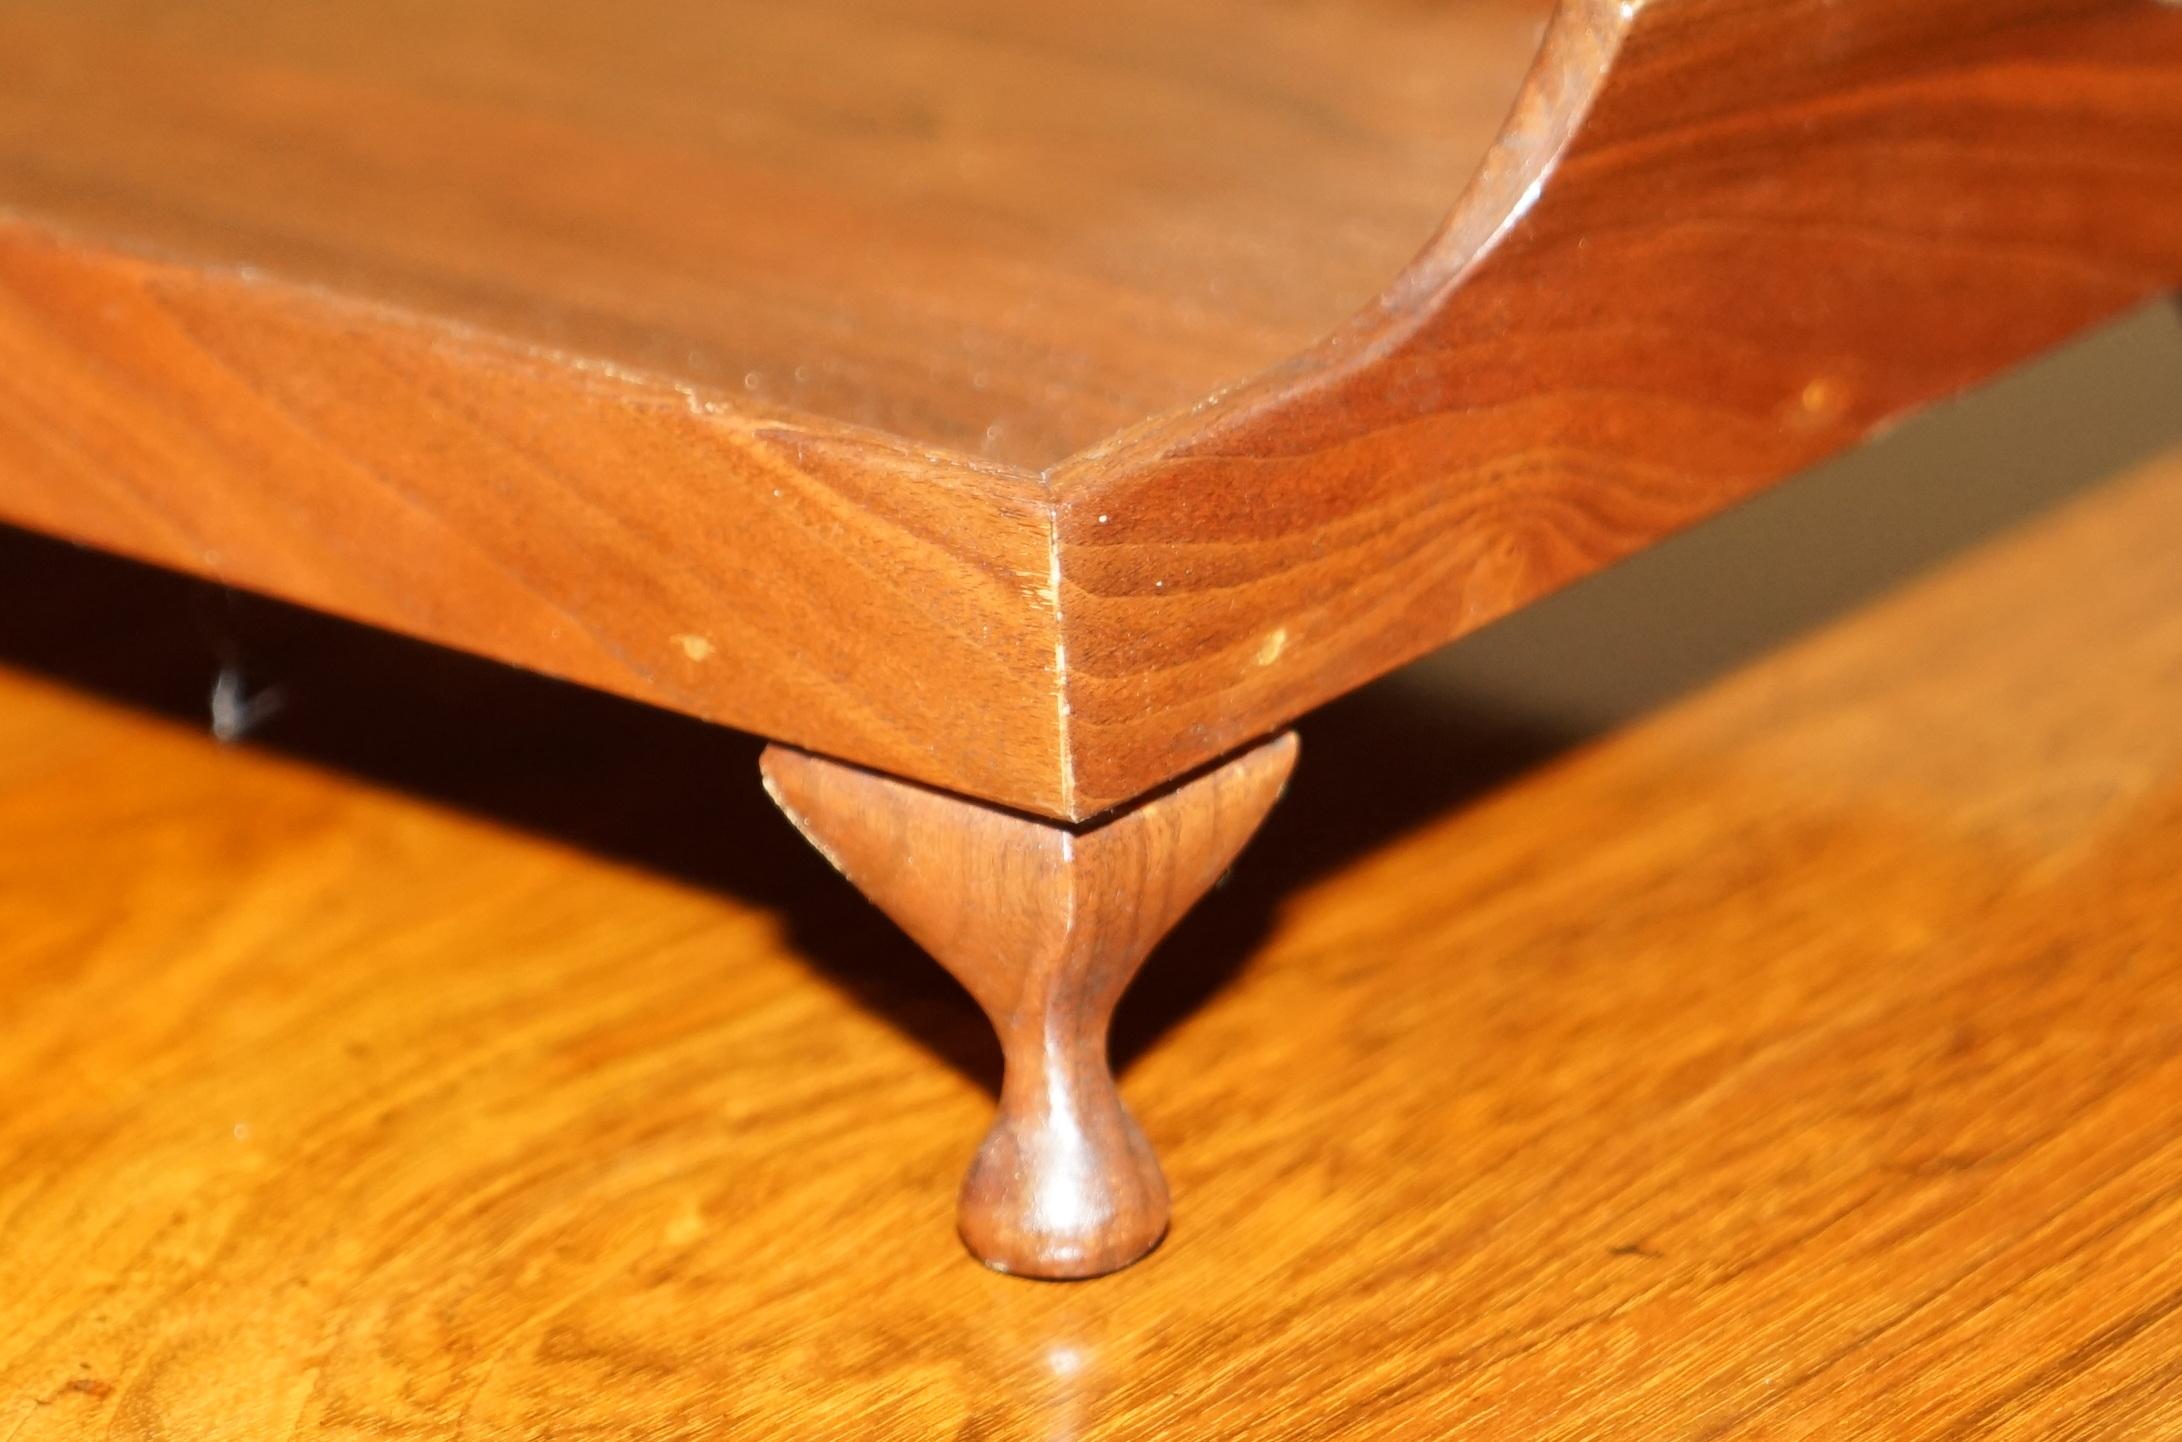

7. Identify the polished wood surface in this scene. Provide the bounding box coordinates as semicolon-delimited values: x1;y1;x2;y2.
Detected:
762;733;1295;1277
1053;0;2182;809
0;0;1547;465
0;222;1070;813
5;0;2179;822
3;321;2181;1433
0;0;1537;821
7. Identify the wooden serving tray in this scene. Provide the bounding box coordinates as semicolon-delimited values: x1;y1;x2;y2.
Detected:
3;0;2179;1275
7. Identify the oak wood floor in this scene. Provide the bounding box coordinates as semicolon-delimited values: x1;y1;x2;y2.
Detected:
2;320;2180;1438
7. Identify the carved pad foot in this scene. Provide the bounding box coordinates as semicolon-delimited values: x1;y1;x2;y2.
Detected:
761;733;1298;1278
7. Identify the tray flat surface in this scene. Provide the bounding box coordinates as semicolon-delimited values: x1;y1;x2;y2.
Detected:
0;0;1546;465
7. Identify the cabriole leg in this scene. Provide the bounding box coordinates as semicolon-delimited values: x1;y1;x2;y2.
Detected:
761;733;1297;1278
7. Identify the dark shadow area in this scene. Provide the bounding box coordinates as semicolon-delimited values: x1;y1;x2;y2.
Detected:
0;525;1013;1092
1;305;2177;1093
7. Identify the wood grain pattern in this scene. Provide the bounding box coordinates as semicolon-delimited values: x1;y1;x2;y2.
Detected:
0;0;1548;465
1051;0;2182;811
0;221;1070;812
761;733;1295;1277
4;0;2181;825
2;395;2181;1435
